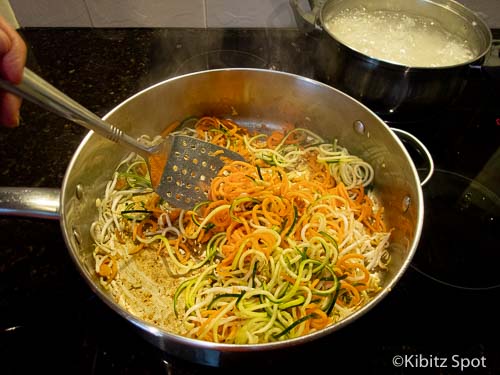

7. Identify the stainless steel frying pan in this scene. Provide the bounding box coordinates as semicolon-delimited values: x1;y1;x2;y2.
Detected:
0;69;432;366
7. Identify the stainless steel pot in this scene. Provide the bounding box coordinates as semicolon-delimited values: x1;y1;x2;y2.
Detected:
0;69;432;366
291;0;492;116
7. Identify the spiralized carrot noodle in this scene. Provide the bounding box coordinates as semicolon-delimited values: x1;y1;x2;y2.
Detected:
90;116;392;344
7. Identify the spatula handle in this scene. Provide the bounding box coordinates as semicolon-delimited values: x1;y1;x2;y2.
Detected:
0;68;150;156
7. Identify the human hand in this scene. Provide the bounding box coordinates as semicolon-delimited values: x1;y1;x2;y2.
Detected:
0;15;27;127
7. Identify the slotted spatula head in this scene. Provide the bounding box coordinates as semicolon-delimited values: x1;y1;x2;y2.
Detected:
154;135;245;210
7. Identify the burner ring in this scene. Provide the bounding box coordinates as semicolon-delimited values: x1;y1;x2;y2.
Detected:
411;169;500;290
174;50;269;75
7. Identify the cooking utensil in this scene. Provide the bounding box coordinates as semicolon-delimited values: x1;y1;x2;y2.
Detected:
0;68;244;209
0;69;432;366
291;0;492;117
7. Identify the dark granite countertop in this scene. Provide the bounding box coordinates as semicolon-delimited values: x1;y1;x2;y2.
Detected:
1;28;499;375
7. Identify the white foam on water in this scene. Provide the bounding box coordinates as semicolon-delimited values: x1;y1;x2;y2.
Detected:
324;7;476;67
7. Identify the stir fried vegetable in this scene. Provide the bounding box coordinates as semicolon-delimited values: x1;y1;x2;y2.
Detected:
91;116;391;344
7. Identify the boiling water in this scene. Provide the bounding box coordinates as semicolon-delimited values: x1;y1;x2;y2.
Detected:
324;7;476;67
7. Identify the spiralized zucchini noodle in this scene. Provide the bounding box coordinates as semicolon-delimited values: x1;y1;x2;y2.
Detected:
91;116;391;344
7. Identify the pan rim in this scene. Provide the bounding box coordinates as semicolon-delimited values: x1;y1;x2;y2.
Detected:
60;68;424;355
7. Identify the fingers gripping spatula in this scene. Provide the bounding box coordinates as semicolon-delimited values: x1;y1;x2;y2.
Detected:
0;68;244;210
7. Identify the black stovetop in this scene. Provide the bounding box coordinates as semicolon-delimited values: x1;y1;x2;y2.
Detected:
0;28;499;374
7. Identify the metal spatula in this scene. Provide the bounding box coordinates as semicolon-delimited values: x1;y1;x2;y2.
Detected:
0;68;244;209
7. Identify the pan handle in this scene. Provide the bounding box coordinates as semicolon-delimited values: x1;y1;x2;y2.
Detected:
0;187;60;219
391;128;434;187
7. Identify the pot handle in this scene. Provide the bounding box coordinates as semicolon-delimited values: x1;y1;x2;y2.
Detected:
391;128;434;187
0;187;60;219
289;0;324;31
